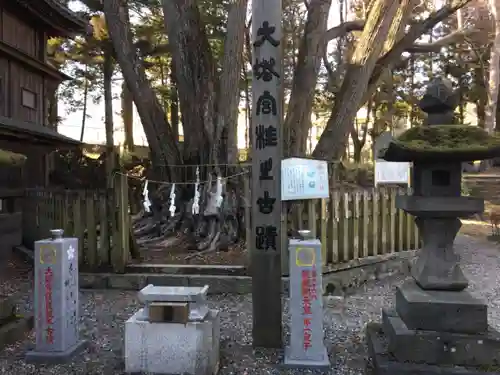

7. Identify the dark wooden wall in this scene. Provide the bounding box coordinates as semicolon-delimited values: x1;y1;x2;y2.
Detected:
0;7;58;189
0;7;56;129
10;62;45;124
1;10;40;57
0;57;7;116
0;5;69;258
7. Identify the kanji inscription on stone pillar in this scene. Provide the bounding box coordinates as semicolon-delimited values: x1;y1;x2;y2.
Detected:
26;229;87;363
251;0;283;349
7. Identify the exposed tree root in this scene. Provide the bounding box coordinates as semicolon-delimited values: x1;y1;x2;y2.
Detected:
132;170;245;258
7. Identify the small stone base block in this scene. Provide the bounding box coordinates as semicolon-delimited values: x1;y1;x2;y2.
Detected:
283;346;330;370
382;309;500;366
25;339;88;364
366;323;500;375
396;280;487;333
125;308;220;375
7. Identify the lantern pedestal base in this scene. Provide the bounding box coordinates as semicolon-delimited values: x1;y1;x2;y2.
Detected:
283;346;330;369
25;339;88;364
366;322;500;375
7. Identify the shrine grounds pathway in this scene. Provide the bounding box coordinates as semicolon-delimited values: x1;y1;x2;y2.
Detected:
1;235;500;375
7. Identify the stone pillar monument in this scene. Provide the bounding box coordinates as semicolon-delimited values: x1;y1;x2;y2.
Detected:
284;230;329;369
366;77;500;375
26;229;87;363
251;0;284;349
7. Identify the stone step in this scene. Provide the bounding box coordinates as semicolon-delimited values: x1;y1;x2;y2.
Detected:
464;175;500;180
0;296;15;322
0;315;33;350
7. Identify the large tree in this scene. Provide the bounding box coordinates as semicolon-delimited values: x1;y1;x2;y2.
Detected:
313;0;473;160
80;0;472;251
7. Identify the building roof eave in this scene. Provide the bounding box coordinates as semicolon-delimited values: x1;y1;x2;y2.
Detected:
13;0;88;37
0;116;81;149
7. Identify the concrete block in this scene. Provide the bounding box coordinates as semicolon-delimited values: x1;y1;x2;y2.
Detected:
396;280;487;334
125;308;220;375
382;309;500;366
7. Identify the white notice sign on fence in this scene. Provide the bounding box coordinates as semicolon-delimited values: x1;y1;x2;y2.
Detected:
281;158;329;201
375;161;410;186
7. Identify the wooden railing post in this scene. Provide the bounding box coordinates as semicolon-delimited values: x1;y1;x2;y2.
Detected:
111;173;128;273
73;192;84;266
98;193;110;267
320;198;327;266
85;191;97;269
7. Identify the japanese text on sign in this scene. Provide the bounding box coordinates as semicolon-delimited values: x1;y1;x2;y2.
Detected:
259;158;273;180
257;191;276;214
252;18;281;254
254;21;280;48
255;125;278;149
256;91;277;116
44;267;54;344
256;225;278;250
301;268;317;351
253;58;280;81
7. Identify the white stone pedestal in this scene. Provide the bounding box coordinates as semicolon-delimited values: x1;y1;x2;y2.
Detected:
125;308;220;374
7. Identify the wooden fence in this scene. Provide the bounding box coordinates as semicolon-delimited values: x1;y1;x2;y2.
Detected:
283;186;420;271
23;172;419;273
23;174;130;272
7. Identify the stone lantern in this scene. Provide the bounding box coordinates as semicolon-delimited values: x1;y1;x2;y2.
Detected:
366;77;500;375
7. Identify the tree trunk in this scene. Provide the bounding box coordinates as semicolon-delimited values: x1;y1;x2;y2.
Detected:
312;0;399;160
476;65;487;127
350;98;371;163
284;0;332;157
103;46;116;264
216;0;247;165
161;0;217;166
152;0;246;254
486;0;500;133
495;79;500;132
496;93;500;132
121;80;135;152
169;62;179;143
103;0;181;180
80;63;89;142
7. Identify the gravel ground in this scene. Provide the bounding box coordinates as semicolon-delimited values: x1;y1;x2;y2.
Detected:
1;235;500;375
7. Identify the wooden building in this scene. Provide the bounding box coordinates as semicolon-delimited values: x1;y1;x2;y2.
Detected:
0;0;86;255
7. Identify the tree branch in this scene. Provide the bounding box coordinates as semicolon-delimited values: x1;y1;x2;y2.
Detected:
323;20;365;41
376;0;472;65
323;0;474;53
405;28;476;53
